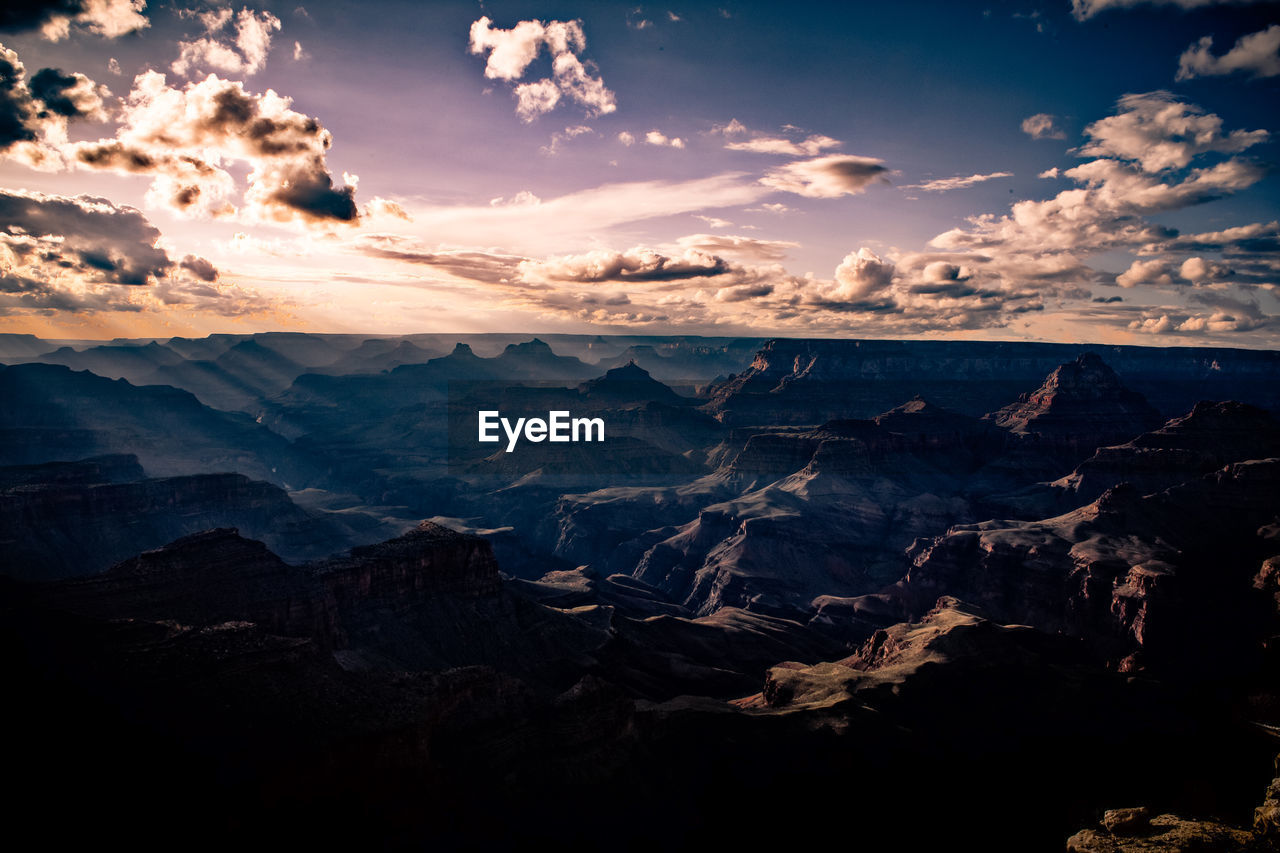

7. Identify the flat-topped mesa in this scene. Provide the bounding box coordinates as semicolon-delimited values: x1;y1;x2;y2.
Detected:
984;352;1163;452
314;520;502;603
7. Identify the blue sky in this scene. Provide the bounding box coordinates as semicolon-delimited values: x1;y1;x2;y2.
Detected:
0;0;1277;344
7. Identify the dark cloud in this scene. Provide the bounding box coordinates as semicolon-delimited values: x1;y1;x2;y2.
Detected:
1142;221;1280;255
0;0;148;40
74;140;232;215
0;1;82;34
762;154;890;198
0;44;108;160
179;254;218;282
265;165;357;223
715;282;774;301
29;67;82;116
0;45;35;149
1092;295;1124;303
0;190;257;317
0;188;172;287
518;247;733;283
27;66;106;121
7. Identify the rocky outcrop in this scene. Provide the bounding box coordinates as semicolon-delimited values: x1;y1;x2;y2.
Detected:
1066;814;1256;852
621;407;1006;618
1066;754;1280;851
1055;401;1280;503
758;597;1096;709
45;528;338;640
873;395;1002;455
315;520;502;603
900;459;1280;675
30;520;606;678
577;361;687;406
984;352;1163;460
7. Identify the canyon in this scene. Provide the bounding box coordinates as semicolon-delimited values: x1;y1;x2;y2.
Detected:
3;332;1277;850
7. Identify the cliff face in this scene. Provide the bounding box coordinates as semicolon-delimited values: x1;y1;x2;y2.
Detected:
704;338;1280;425
31;520;609;680
632;415;985;617
0;457;360;579
1056;400;1280;503
316;521;503;606
900;459;1280;675
38;521;508;646
984;352;1164;456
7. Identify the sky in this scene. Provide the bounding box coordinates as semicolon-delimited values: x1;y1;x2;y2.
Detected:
0;0;1278;346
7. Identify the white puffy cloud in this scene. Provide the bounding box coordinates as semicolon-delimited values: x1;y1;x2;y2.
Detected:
933;152;1264;255
747;202;797;214
73;71;357;224
1077;91;1267;173
1127;302;1272;336
1178;256;1232;282
469;16;615;121
645;129;685;148
1021;113;1065;140
172;7;282;78
1176;24;1280;80
761;154;889;198
831;248;895;300
469;17;551;79
1117;258;1180;287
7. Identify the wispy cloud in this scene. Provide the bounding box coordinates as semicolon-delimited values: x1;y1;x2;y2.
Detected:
901;172;1013;193
1176;24;1280;80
